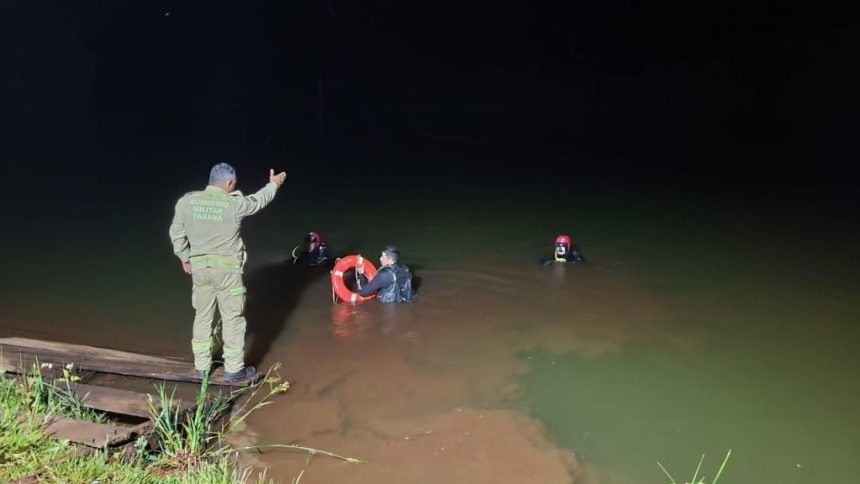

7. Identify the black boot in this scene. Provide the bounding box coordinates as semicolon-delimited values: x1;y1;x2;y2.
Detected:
224;366;256;382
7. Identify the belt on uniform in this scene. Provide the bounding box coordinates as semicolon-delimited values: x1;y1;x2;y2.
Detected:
189;254;242;272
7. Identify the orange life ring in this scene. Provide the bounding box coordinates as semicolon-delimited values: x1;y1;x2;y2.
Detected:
331;255;378;303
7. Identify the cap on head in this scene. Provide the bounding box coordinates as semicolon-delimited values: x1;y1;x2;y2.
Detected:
554;234;572;247
305;231;321;244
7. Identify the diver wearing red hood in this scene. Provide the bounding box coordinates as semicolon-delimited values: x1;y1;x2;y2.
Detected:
541;234;585;265
292;231;331;267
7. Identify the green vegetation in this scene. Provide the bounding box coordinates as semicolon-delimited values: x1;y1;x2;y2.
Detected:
0;361;358;483
1;362;100;481
35;450;262;484
148;377;233;472
658;449;732;484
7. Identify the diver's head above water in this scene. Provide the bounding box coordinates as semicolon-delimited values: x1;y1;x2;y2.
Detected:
379;245;399;267
305;231;321;252
292;230;329;266
554;234;572;260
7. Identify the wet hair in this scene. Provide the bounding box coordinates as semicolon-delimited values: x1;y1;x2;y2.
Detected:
382;245;399;263
209;162;236;185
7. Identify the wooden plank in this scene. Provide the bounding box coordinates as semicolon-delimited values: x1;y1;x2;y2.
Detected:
0;337;187;365
1;357;94;383
1;352;23;374
43;417;135;448
0;339;256;387
68;383;195;418
1;348;197;382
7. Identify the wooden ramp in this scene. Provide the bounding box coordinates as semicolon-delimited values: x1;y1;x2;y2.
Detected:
0;337;261;387
1;337;263;456
67;382;196;418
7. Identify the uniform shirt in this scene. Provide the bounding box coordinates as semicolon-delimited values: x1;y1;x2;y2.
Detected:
169;183;279;268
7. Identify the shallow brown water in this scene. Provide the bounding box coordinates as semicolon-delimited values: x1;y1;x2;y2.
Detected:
216;244;663;483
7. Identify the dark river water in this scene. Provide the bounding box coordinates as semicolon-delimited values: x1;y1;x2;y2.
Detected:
1;171;857;483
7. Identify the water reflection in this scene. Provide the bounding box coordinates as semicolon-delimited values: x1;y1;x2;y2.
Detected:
330;303;371;340
331;302;411;340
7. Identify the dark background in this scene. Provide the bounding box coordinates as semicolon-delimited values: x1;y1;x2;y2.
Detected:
1;0;857;199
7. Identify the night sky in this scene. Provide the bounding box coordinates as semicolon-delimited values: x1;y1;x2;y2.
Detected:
1;1;857;195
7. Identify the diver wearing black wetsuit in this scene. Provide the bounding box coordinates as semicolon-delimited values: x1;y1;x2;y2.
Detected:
356;246;415;303
540;234;585;265
358;268;395;298
292;231;331;267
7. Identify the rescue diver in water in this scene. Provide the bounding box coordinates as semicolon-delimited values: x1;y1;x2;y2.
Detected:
291;231;330;267
356;245;415;303
541;234;585;265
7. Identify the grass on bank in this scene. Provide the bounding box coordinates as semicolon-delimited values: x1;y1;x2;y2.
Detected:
658;449;732;484
1;361;109;481
0;359;358;483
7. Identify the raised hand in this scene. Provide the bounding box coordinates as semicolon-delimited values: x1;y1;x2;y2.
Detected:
269;169;287;187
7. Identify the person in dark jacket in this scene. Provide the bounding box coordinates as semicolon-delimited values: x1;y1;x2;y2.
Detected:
541;234;585;265
356;245;415;303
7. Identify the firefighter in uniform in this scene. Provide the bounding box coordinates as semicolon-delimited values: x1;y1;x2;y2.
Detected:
169;162;287;381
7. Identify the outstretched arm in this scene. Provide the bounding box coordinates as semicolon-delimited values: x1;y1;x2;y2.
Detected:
235;169;287;219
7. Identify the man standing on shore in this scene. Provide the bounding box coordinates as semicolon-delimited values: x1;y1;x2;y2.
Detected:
169;162;287;381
